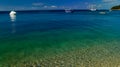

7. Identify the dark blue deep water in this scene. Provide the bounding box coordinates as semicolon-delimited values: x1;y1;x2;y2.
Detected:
0;10;120;36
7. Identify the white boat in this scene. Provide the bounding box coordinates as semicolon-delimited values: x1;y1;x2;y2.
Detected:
9;11;16;22
65;9;72;13
90;8;96;11
89;5;97;11
9;11;16;15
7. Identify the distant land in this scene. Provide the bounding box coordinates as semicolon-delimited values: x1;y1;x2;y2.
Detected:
111;5;120;10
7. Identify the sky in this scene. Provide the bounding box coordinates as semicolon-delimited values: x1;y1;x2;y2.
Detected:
0;0;120;10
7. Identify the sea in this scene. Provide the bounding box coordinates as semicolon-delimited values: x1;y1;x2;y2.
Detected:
0;10;120;66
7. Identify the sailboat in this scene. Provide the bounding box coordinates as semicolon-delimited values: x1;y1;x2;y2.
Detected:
89;5;97;11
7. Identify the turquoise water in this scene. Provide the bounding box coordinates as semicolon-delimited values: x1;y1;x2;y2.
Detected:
0;10;120;66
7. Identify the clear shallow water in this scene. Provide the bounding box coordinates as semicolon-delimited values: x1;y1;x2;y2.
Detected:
0;10;120;66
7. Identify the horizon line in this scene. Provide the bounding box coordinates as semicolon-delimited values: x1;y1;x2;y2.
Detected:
0;9;110;12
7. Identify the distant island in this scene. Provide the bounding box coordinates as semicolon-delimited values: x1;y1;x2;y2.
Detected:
111;5;120;10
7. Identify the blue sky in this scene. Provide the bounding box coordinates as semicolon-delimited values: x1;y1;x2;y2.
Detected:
0;0;120;10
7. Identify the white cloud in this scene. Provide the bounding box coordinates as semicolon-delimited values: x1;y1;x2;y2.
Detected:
32;3;44;6
43;6;48;8
51;5;57;8
102;0;117;3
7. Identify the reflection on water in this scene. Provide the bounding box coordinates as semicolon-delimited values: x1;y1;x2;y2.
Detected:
10;14;16;33
10;14;16;22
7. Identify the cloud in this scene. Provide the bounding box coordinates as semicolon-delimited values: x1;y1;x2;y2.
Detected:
51;5;57;8
32;3;44;6
43;6;48;8
102;0;117;3
32;2;58;9
101;0;120;8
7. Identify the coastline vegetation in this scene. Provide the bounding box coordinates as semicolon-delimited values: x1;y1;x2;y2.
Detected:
111;5;120;10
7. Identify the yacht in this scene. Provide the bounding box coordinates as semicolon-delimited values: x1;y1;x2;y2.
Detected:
90;8;96;11
89;5;97;11
65;9;73;13
9;10;16;15
9;10;16;22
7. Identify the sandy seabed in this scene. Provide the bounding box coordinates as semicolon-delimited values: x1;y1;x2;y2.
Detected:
1;40;120;67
